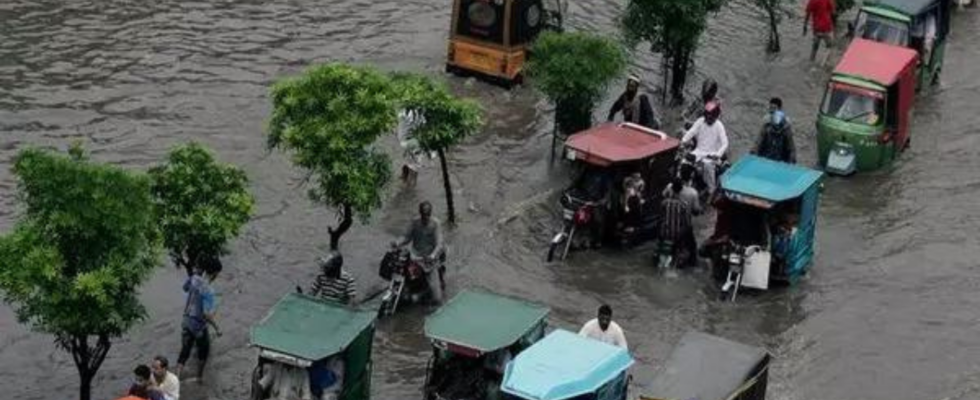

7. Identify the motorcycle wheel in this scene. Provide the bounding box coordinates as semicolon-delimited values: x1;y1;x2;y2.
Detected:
547;242;559;262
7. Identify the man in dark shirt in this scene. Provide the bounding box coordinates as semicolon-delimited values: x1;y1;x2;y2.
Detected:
607;76;660;130
753;97;797;164
395;201;445;304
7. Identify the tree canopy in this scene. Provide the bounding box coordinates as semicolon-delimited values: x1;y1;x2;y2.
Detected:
526;31;628;136
149;142;255;275
0;146;161;400
268;63;398;249
393;74;483;153
622;0;725;102
392;73;484;222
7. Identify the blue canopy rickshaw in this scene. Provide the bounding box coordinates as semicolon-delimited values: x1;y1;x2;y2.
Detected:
501;329;634;400
711;156;823;301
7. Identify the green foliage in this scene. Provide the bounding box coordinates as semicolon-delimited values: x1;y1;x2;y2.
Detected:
149;142;255;272
392;73;484;152
622;0;725;100
0;147;161;338
268;63;397;224
526;31;628;135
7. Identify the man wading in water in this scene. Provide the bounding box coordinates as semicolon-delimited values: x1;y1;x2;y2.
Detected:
607;76;660;130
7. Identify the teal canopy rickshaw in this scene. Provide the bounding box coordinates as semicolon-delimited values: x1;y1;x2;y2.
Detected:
424;290;550;400
250;293;376;400
711;156;823;301
640;331;771;400
501;329;634;400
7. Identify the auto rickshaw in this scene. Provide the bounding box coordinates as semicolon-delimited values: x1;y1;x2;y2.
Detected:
851;0;951;88
250;293;376;400
547;122;680;261
640;331;771;400
446;0;565;86
816;38;918;175
501;330;634;400
709;156;823;301
423;290;550;400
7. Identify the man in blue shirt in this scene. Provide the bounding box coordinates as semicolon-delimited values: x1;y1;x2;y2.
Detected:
175;266;219;381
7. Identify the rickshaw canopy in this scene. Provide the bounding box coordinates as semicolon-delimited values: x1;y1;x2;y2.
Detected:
565;122;679;167
641;332;770;400
424;290;549;355
867;0;938;16
721;156;823;205
250;293;376;362
501;329;634;400
835;39;918;88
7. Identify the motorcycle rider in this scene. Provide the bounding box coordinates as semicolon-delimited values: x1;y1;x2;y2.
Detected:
607;76;661;129
393;201;445;304
681;101;729;198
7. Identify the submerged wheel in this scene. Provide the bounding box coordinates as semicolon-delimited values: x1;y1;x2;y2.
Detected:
547;242;559;262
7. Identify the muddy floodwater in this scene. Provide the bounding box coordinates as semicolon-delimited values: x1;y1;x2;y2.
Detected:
2;1;980;399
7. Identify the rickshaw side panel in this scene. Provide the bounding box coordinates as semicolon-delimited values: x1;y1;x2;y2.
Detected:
340;325;376;400
785;184;821;282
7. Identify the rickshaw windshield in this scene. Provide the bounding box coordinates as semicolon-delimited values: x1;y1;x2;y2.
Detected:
821;83;885;126
855;11;910;46
456;0;505;44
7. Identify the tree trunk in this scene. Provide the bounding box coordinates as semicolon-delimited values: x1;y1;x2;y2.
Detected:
437;148;456;224
66;334;111;400
768;6;781;53
669;48;691;105
328;203;353;251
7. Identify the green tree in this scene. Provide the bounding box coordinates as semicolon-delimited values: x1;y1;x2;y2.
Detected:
393;74;484;224
149;142;255;276
268;63;397;250
525;31;627;155
0;146;161;400
622;0;725;103
754;0;792;52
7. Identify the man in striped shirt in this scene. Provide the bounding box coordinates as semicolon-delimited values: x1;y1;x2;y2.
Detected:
309;251;357;305
660;179;697;268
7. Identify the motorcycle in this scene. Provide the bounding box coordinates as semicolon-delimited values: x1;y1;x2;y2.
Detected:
547;192;598;262
378;246;445;316
673;141;730;207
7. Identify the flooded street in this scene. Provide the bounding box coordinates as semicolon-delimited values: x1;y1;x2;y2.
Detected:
1;0;979;399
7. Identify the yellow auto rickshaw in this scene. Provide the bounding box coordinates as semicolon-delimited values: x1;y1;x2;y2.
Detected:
446;0;565;86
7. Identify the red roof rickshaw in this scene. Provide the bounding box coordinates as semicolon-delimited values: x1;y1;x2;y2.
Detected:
547;122;680;262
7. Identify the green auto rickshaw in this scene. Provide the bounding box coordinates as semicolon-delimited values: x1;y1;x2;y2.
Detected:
852;0;952;88
816;38;918;175
250;293;376;400
423;290;549;400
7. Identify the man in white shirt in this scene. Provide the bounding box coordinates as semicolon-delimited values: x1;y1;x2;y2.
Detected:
682;101;728;197
579;305;628;350
150;356;180;400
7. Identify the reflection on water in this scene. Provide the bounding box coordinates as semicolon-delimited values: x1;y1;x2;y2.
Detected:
1;1;978;399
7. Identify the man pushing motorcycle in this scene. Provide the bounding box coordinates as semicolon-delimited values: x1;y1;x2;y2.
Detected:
392;201;446;304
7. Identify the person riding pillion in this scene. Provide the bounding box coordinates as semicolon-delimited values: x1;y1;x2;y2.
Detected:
681;101;729;197
753;97;797;164
607;76;661;130
394;201;445;304
683;79;720;128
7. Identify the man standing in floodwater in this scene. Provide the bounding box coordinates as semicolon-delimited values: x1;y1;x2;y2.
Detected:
579;305;628;350
803;0;836;64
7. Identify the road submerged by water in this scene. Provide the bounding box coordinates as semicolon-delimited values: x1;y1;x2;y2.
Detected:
1;1;979;399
